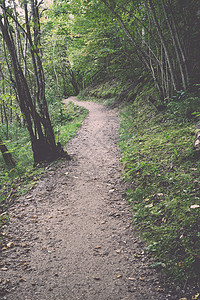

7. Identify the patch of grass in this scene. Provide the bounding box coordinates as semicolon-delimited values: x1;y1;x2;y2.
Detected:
50;101;88;146
78;78;136;107
119;90;200;284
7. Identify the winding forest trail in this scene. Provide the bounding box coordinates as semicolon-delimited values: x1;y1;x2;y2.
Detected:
0;97;172;299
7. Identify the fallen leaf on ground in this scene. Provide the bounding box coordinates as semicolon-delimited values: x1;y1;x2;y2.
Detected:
7;242;14;248
134;254;141;258
3;279;9;285
93;276;100;280
94;245;102;249
145;203;153;208
192;294;200;300
19;277;26;282
190;205;200;209
116;274;122;278
100;221;106;224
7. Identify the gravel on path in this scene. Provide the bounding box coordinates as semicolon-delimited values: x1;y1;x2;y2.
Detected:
0;97;174;300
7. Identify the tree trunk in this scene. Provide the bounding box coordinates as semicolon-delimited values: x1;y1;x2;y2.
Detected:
100;0;167;98
0;2;64;165
0;137;16;167
160;0;187;90
148;0;177;93
68;68;79;96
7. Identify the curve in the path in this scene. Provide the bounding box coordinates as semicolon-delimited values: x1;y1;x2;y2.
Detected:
0;97;172;300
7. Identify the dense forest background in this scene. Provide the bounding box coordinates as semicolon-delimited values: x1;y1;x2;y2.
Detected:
0;0;199;165
0;0;200;289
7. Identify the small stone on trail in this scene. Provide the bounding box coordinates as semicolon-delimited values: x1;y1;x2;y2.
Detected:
93;276;101;280
7;242;14;248
109;189;115;193
94;245;102;249
128;277;135;281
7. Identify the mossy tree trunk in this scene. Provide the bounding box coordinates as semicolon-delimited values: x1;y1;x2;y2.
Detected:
0;137;16;167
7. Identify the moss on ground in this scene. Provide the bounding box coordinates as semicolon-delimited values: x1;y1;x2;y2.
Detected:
119;90;200;285
80;82;200;286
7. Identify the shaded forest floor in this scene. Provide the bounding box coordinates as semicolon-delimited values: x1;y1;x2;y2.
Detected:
0;97;181;299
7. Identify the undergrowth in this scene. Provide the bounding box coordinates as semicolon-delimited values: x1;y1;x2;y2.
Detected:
80;81;200;288
0;101;88;227
119;89;200;285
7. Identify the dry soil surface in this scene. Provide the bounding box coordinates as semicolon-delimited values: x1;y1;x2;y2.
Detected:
0;97;175;299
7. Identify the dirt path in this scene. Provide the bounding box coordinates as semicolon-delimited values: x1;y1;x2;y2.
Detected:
0;97;173;299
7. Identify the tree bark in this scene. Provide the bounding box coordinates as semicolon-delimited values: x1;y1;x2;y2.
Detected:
0;137;16;167
148;0;177;93
160;0;187;90
0;1;63;164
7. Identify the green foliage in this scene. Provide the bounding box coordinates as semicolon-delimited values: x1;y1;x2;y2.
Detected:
0;101;88;217
119;90;200;284
50;101;88;146
165;88;200;121
79;78;139;107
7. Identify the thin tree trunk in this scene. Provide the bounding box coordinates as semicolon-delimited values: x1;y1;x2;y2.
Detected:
160;0;187;90
167;0;189;86
100;0;165;97
2;101;9;139
0;64;9;138
0;3;62;164
68;68;79;96
0;104;3;124
12;0;21;63
52;37;60;90
148;0;177;92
